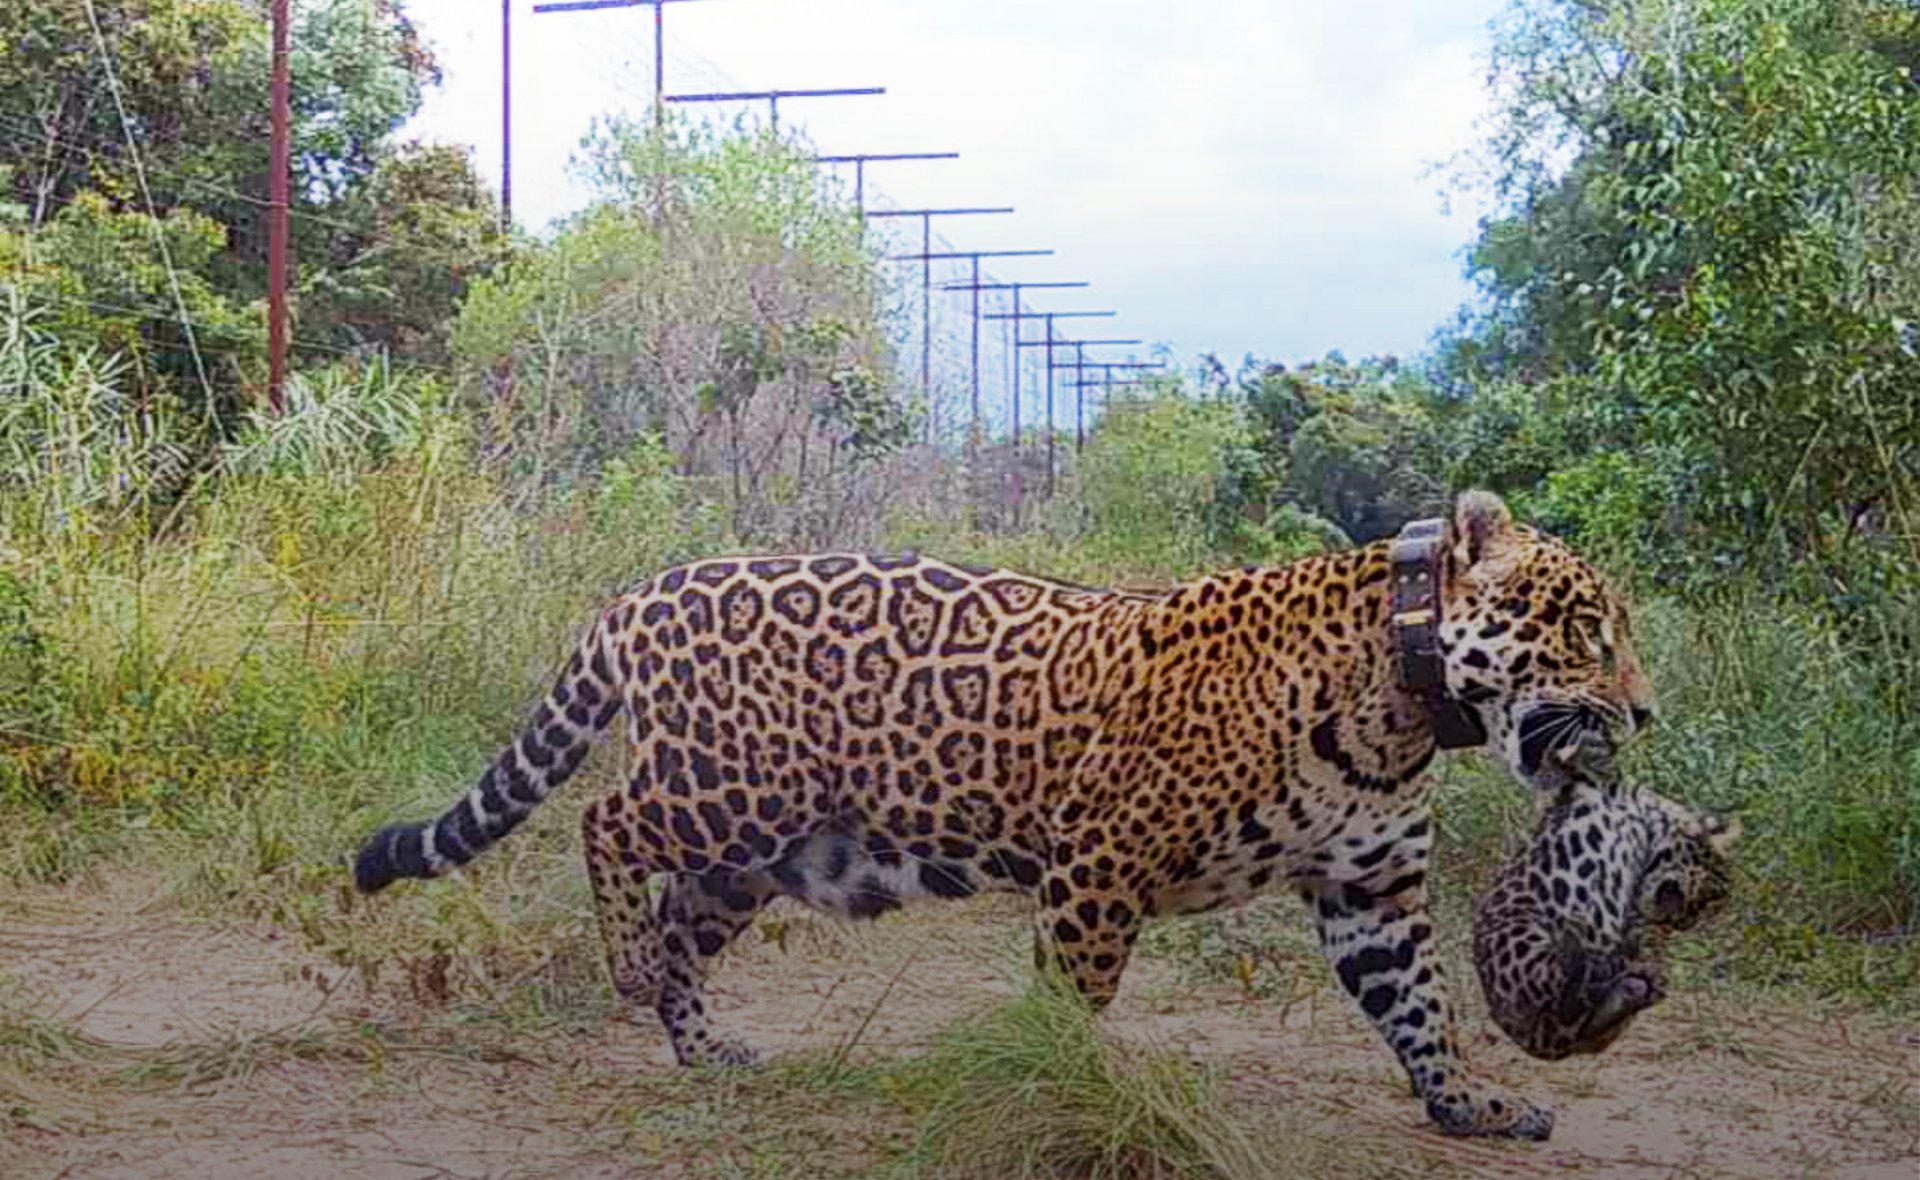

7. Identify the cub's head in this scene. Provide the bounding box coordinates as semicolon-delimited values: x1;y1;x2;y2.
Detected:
1639;800;1741;930
1438;491;1656;791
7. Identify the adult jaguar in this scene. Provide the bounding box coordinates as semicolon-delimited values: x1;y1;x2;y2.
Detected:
355;491;1653;1140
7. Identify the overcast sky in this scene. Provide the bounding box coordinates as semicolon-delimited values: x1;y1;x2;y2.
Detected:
400;0;1505;369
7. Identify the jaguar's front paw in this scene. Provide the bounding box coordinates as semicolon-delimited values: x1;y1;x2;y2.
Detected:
1426;1086;1555;1141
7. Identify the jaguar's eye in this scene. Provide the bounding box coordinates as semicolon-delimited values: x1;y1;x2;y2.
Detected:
1569;615;1614;673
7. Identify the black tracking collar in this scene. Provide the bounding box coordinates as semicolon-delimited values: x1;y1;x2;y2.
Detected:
1390;517;1490;750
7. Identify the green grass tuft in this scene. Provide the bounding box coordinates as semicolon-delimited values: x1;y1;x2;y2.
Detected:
887;979;1356;1180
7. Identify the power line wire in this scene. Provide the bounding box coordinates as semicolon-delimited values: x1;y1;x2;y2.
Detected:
79;0;215;422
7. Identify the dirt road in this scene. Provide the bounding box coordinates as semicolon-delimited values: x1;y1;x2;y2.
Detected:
3;873;1915;1179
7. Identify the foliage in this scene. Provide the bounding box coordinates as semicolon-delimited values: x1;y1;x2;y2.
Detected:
0;289;194;535
1074;387;1261;578
1;190;260;416
1206;354;1442;545
452;119;902;541
1447;0;1920;588
0;0;457;424
297;143;507;364
220;358;452;478
0;0;266;224
289;0;437;202
0;384;713;855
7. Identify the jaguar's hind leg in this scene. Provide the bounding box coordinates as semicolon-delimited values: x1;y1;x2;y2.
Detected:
1032;861;1145;1010
655;869;781;1067
582;794;663;1008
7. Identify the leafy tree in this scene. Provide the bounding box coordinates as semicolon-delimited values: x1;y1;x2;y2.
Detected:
298;142;507;364
1;190;260;417
0;0;264;227
1;0;464;428
1076;387;1257;577
1445;0;1920;589
452;120;897;542
0;1;433;231
1232;354;1446;543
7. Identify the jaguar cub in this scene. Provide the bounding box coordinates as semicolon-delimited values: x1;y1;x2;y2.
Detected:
1473;736;1738;1060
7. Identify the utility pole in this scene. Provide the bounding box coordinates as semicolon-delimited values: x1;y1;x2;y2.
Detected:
666;87;885;136
1074;360;1165;424
967;281;1086;516
865;207;1014;441
991;310;1117;497
532;0;701;121
501;0;512;228
811;152;958;218
268;0;291;413
894;248;1050;452
1050;340;1142;450
1068;372;1150;417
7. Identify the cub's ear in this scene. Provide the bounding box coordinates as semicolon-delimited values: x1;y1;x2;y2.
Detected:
1701;813;1742;854
1453;490;1516;571
1675;806;1740;853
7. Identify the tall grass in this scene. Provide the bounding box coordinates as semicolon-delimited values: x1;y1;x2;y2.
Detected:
0;354;724;891
889;981;1362;1180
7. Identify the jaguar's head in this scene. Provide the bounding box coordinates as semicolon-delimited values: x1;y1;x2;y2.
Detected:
1438;491;1656;792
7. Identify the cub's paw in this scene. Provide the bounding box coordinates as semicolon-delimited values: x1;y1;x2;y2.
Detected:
675;1033;762;1070
1427;1087;1555;1141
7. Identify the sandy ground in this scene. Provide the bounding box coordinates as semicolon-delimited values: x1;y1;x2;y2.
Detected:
2;873;1915;1180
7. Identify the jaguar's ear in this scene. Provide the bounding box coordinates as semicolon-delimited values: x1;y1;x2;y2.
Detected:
1453;490;1517;574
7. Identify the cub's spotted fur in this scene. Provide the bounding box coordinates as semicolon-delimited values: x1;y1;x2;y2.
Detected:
355;492;1652;1140
1474;736;1737;1060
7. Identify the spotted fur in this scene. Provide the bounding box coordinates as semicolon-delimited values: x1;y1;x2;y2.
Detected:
354;491;1653;1140
1473;736;1738;1061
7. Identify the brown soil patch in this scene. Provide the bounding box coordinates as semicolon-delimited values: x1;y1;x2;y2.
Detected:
3;878;1915;1179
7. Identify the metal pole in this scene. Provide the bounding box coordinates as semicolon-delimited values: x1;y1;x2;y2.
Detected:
502;0;512;229
1005;285;1032;511
1073;343;1085;452
921;213;931;436
989;308;1117;485
813;153;959;224
268;0;291;413
977;285;1094;518
868;208;1014;445
1009;297;1020;488
907;255;1052;450
536;3;704;219
969;255;981;469
1043;317;1056;496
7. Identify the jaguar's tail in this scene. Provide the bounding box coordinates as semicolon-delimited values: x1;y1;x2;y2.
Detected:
354;611;625;893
